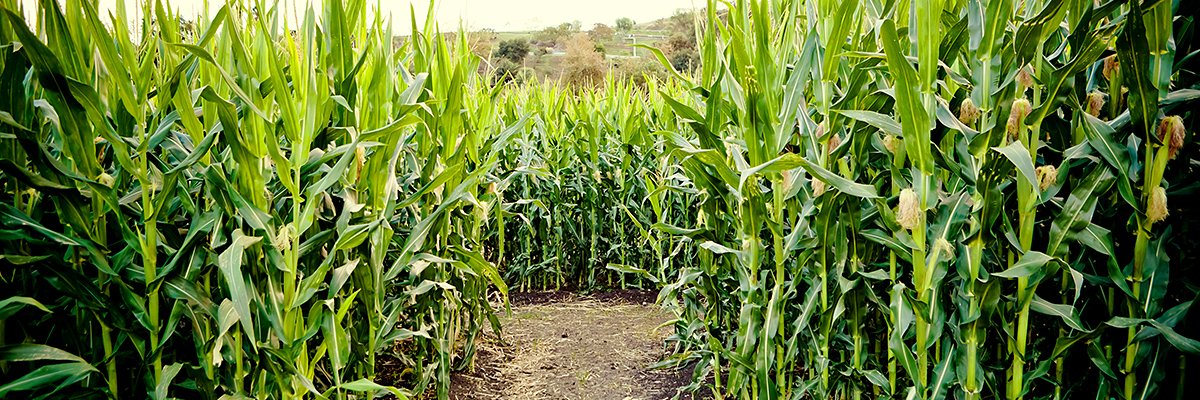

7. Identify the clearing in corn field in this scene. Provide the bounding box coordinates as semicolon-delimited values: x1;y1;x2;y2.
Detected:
2;0;1199;400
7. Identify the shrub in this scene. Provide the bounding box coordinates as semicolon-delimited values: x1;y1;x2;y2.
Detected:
562;33;605;87
589;23;615;42
615;17;635;32
495;38;531;64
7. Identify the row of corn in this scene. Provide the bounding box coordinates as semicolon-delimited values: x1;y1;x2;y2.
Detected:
643;1;1200;399
0;0;521;398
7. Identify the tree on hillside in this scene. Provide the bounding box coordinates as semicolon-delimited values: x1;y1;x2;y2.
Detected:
666;33;698;71
615;17;635;32
667;9;693;32
495;38;530;64
533;22;582;47
562;33;605;87
533;26;562;46
664;11;699;72
589;23;615;42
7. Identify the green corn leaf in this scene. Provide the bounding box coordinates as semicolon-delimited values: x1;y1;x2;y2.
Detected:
606;263;659;284
1080;113;1137;207
992;251;1059;279
1046;167;1115;258
1013;0;1068;64
787;154;879;199
929;346;957;400
0;204;114;275
881;20;932;173
1105;318;1200;354
217;230;261;341
152;363;185;400
1030;296;1090;332
1116;0;1158;141
992;142;1038;193
0;344;87;363
699;241;743;256
0;297;51;319
333;379;409;399
168;43;267;119
835;110;902;137
0;362;97;396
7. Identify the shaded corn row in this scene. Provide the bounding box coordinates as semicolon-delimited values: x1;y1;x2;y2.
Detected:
0;0;521;399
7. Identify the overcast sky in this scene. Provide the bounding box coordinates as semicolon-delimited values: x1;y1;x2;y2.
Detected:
65;0;702;32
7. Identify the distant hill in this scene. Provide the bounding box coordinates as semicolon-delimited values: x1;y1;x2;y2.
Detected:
635;13;684;32
458;6;714;83
634;6;726;32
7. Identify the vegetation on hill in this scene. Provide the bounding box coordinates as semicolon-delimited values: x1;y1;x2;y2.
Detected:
467;11;701;84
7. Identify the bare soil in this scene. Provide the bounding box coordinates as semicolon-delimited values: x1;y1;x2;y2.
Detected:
448;291;707;400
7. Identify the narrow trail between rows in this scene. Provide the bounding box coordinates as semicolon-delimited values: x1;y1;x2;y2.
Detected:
449;291;704;400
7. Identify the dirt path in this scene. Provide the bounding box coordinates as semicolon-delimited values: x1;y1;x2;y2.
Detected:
449;291;702;400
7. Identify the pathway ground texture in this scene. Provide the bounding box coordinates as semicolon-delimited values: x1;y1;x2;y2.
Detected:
448;291;705;400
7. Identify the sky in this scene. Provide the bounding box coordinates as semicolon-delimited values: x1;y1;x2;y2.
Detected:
69;0;703;32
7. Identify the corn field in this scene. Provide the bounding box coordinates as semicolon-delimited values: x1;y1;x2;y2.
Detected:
1;0;1199;399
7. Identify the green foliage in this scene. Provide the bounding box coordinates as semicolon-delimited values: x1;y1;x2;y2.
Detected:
0;0;517;398
533;22;579;47
492;59;525;84
588;23;615;42
616;17;636;32
668;48;698;72
482;78;688;291
637;0;1200;399
494;38;530;64
664;11;699;72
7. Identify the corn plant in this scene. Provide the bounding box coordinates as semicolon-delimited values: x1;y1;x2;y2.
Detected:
485;79;680;291
0;0;514;398
650;0;1200;399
